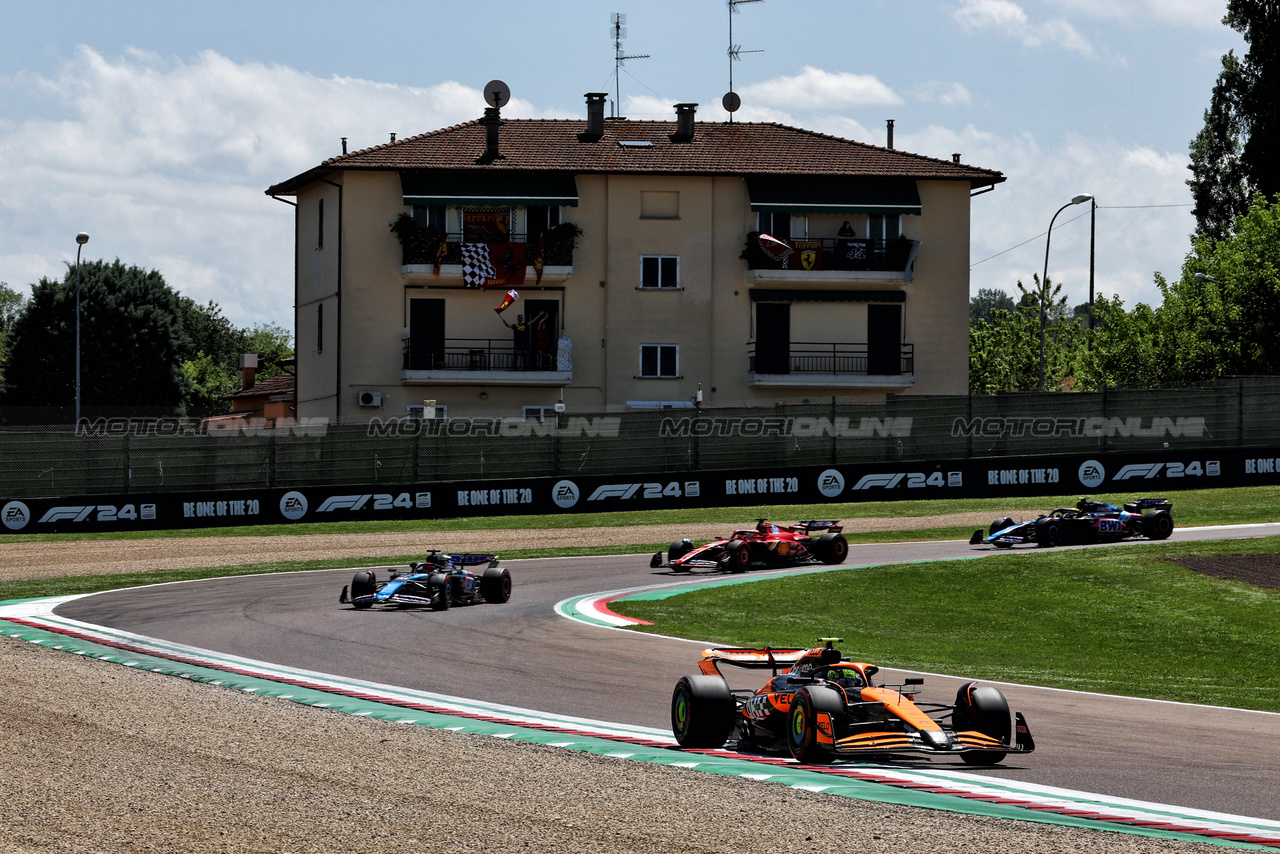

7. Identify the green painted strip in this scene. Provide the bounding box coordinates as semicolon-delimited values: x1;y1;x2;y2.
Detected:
2;616;1268;849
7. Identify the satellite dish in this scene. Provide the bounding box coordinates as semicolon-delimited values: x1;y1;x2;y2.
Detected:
722;91;741;113
484;80;511;109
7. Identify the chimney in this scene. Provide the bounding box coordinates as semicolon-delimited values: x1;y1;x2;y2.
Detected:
239;354;259;390
886;119;895;149
674;103;698;142
341;137;347;154
482;107;503;158
584;92;607;139
952;153;961;164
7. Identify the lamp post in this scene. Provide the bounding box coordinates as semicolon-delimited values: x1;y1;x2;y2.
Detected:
1039;194;1092;391
74;232;89;424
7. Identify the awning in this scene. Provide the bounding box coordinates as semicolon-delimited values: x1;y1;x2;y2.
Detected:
750;289;906;303
746;177;921;216
401;172;578;207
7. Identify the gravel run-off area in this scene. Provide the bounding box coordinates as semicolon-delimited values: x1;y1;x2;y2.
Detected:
0;517;1232;853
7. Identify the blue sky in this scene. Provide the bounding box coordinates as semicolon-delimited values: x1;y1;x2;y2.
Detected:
0;0;1244;330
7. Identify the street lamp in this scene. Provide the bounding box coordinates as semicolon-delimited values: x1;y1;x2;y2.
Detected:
1040;194;1092;391
74;232;89;424
1195;272;1219;284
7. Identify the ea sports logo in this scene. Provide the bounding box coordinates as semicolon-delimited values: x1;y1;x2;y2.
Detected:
2;501;31;531
1078;460;1106;489
817;469;845;498
552;480;580;509
279;491;309;521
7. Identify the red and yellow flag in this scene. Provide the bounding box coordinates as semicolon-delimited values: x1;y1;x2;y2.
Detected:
494;289;519;314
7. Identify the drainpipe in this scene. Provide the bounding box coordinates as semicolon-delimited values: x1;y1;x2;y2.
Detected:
320;177;344;423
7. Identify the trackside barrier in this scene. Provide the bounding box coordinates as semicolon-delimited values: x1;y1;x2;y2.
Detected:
2;379;1280;500
5;446;1280;534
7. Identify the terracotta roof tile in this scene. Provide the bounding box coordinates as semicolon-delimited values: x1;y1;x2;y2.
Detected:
222;371;296;401
267;118;1003;195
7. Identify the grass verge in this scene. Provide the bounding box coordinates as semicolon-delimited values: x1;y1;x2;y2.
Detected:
615;536;1280;712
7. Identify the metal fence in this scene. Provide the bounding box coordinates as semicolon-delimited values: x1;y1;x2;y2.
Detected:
3;377;1280;499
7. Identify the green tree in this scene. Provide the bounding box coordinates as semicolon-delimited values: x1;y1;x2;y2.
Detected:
968;276;1079;392
969;287;1015;325
1188;1;1280;241
1163;193;1280;379
180;321;294;419
3;259;190;415
0;282;28;387
1071;296;1166;390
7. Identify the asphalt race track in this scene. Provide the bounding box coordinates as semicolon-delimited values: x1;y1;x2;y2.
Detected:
57;524;1280;823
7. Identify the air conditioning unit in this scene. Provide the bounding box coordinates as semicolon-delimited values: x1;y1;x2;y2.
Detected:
357;390;382;407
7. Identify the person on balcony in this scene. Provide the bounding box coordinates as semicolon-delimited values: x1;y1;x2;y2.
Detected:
502;313;531;369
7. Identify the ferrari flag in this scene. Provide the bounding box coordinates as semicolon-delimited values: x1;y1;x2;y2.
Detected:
494;289;519;314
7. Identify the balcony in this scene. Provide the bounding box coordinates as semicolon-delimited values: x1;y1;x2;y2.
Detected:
747;341;915;389
401;337;572;386
393;218;581;284
741;233;921;285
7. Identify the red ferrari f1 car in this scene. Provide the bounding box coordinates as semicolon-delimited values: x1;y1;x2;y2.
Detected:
650;519;849;572
672;639;1034;765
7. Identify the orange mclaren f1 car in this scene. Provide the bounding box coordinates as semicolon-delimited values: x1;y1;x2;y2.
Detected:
671;639;1034;765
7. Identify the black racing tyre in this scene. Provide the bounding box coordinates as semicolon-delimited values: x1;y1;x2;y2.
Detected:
1143;510;1174;540
954;682;1010;766
349;570;376;609
787;686;844;764
671;675;736;749
1035;518;1062;548
730;541;753;573
650;552;663;569
480;567;512;604
815;532;848;565
428;573;452;611
716;540;744;572
668;539;694;563
991;517;1015;537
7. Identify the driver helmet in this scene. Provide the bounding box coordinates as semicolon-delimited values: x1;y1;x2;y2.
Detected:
823;666;865;691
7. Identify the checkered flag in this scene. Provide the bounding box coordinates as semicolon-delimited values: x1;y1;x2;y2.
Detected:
461;243;495;288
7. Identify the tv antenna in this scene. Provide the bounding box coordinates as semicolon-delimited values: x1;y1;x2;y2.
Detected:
726;0;763;122
610;12;649;118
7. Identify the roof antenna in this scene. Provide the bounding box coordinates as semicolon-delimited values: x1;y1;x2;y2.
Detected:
610;12;649;119
725;0;764;123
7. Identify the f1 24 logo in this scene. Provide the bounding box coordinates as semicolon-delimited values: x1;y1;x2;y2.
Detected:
587;481;699;501
1114;461;1217;480
852;472;960;490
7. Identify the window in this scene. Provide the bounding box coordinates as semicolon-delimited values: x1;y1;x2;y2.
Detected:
757;212;789;239
868;215;901;241
523;405;558;422
640;256;679;289
316;303;323;354
407;403;447;420
640;191;679;219
639;344;679;378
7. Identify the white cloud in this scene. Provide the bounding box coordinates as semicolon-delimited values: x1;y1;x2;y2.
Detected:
913;81;973;106
0;47;506;328
954;0;1094;55
737;66;902;110
902;122;1194;310
1051;0;1226;29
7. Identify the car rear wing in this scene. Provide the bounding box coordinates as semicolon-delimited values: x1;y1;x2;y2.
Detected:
449;553;500;567
1124;497;1171;512
795;520;842;533
699;647;807;676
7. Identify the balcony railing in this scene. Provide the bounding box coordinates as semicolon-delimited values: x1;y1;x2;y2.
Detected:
391;215;582;268
741;233;917;274
403;337;565;373
748;341;915;376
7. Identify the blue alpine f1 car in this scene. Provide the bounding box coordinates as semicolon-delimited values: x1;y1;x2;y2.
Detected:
339;551;512;610
970;497;1174;548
